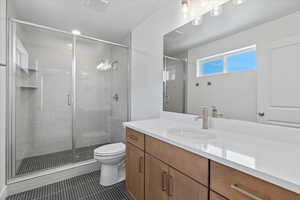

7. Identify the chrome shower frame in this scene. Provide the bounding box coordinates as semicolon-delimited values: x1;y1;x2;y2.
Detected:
6;18;131;183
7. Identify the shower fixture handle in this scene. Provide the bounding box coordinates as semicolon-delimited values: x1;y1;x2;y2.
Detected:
113;93;119;102
67;94;72;106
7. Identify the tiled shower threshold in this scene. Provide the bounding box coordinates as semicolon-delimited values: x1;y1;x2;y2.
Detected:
16;144;103;176
6;171;130;200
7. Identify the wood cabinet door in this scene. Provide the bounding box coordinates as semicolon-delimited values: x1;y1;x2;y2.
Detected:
168;167;208;200
126;143;145;200
145;154;169;200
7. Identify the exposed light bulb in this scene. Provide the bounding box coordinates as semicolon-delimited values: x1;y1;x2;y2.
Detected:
232;0;246;5
182;0;189;13
210;5;223;16
192;16;203;26
72;30;81;35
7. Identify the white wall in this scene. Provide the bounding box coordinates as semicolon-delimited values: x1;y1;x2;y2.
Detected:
130;0;230;120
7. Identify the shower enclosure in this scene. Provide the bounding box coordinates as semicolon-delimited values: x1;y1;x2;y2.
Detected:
163;56;186;113
7;19;129;179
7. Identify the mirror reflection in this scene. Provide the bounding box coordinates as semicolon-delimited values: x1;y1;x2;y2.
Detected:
163;0;300;127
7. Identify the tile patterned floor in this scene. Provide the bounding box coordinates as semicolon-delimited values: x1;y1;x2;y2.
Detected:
17;145;103;176
7;171;130;200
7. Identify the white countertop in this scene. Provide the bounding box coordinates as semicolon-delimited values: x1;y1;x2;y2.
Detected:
124;117;300;194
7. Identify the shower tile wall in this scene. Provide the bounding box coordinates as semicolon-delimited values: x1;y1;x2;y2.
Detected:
110;46;128;143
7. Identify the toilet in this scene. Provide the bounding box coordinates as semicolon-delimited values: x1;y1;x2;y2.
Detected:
94;143;126;186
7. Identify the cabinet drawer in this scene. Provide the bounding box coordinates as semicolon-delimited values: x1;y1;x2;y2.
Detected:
126;128;145;150
211;161;300;200
145;136;209;186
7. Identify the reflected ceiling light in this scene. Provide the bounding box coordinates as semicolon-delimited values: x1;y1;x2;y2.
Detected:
200;0;210;7
232;0;246;5
72;30;81;35
192;16;203;26
210;5;223;16
182;0;189;13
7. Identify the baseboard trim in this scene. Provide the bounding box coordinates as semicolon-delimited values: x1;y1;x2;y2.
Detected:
6;160;99;196
0;186;7;200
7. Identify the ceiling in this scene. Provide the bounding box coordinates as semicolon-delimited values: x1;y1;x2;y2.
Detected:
164;0;300;56
8;0;170;43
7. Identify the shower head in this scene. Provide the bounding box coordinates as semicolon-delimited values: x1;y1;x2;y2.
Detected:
96;59;119;72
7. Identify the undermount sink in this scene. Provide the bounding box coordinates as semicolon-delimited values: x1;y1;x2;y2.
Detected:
166;128;216;140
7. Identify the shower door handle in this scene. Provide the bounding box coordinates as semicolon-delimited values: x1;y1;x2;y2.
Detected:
67;94;72;106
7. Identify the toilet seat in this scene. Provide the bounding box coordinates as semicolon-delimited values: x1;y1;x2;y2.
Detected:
94;143;125;156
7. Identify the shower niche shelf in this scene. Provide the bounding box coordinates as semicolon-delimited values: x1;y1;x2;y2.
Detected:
18;66;38;72
18;81;40;89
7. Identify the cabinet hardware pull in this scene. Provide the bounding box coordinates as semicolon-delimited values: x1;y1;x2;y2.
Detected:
138;157;143;173
161;171;167;191
167;175;174;197
128;135;138;141
230;184;264;200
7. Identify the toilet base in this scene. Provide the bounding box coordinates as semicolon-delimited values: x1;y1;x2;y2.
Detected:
100;163;125;186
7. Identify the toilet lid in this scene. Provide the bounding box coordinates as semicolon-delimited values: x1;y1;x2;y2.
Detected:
94;143;125;156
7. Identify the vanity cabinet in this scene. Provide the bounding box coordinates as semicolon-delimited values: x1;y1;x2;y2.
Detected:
126;143;145;200
125;128;300;200
211;161;300;200
145;135;209;186
0;0;6;65
145;154;208;200
126;128;145;200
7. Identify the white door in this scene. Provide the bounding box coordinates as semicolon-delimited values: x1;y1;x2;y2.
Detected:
259;35;300;127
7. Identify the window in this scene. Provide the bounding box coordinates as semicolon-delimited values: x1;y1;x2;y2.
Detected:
197;45;256;77
202;59;223;75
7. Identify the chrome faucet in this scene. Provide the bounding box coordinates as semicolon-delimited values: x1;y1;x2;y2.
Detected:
211;106;223;118
194;107;209;129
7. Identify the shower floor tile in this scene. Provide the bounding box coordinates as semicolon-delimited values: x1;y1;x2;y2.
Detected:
6;171;130;200
16;144;103;176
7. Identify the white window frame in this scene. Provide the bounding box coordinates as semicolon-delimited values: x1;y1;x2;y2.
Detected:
196;45;256;77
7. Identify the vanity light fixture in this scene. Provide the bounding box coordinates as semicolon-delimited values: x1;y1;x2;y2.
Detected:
72;30;81;35
182;0;189;13
232;0;246;5
192;16;203;26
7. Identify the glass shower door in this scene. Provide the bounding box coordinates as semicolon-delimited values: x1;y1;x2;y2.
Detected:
9;22;74;177
74;37;128;161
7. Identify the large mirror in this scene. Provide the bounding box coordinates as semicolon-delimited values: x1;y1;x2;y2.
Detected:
163;0;300;127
